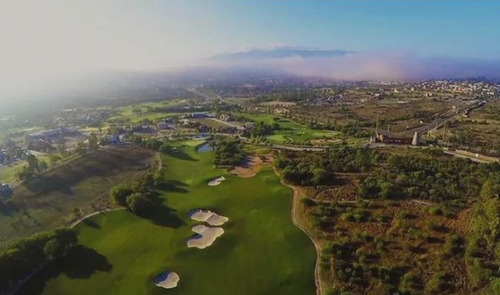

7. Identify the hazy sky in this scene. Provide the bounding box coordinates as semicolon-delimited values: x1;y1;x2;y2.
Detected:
1;0;499;97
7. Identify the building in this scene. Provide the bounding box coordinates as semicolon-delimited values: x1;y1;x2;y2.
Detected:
25;127;77;143
183;112;215;119
219;114;233;121
371;131;416;145
244;122;255;130
157;122;172;130
0;182;12;197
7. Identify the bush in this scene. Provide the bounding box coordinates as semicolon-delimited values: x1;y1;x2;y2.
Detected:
425;271;446;293
110;184;134;206
443;234;464;256
300;197;317;207
125;193;148;213
428;206;443;216
214;137;247;166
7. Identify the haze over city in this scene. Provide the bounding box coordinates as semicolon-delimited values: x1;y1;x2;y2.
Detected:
1;0;500;102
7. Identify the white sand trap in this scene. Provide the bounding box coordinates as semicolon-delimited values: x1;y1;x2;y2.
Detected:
189;209;229;226
208;176;225;186
154;271;180;289
186;225;224;249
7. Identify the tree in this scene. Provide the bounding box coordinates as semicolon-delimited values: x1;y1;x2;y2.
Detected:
0;228;77;291
154;170;165;185
88;133;99;152
76;141;87;156
26;154;39;173
43;238;65;260
38;160;48;173
110;185;133;206
126;193;150;213
57;141;68;157
48;154;62;167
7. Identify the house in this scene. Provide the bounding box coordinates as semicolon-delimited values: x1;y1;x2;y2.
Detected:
274;108;290;115
100;135;120;145
0;182;12;197
157;122;170;130
184;112;215;119
219;114;233;121
157;120;175;130
244;122;255;130
28;139;56;152
131;125;155;133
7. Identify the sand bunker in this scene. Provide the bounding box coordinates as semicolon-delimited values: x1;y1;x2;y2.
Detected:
186;225;224;249
154;271;180;289
208;176;225;186
189;209;229;226
230;156;263;178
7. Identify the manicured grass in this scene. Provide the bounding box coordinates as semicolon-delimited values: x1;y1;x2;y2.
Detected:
0;160;26;184
190;118;229;128
232;112;340;143
18;143;316;295
106;100;186;123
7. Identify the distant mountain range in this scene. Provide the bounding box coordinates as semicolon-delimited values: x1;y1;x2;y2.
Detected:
212;48;352;60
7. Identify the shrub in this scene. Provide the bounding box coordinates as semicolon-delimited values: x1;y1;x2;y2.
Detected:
425;271;446;293
110;184;134;206
126;193;150;214
300;197;317;207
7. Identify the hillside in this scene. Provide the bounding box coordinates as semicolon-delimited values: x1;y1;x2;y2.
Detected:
0;145;156;247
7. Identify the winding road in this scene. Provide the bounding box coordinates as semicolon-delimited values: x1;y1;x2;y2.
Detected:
274;167;324;295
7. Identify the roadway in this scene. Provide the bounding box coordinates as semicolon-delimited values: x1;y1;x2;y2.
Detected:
406;99;486;134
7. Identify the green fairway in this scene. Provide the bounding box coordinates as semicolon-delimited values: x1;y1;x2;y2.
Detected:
233;112;340;143
106;100;186;124
18;143;316;295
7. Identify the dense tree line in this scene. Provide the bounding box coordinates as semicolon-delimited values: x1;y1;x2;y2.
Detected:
275;147;379;186
110;169;164;214
0;228;77;292
379;153;500;205
309;121;372;138
213;137;247;166
276;147;500;206
465;180;500;292
131;136;170;153
243;121;280;137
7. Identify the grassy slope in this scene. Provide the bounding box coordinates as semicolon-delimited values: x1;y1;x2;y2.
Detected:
18;143;316;295
0;146;155;247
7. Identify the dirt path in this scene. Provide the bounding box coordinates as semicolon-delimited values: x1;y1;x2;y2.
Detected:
70;207;126;228
156;151;163;171
273;168;324;295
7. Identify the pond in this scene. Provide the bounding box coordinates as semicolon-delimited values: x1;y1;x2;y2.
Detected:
197;143;213;153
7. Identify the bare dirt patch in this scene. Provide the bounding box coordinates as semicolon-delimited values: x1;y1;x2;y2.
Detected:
230;155;267;178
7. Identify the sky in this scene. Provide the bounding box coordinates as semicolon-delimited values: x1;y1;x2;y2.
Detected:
0;0;499;98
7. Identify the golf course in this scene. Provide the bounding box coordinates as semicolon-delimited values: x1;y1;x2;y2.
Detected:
17;140;316;295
